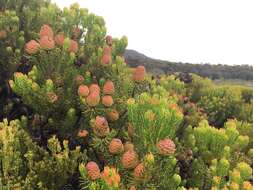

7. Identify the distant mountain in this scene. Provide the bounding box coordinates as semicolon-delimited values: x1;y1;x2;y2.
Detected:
124;49;169;75
124;49;253;81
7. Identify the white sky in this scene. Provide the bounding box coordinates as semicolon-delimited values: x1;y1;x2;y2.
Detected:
52;0;253;65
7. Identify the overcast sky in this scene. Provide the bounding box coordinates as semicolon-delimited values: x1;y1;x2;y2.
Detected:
52;0;253;65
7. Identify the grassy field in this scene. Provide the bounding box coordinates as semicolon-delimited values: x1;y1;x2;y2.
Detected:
214;79;253;88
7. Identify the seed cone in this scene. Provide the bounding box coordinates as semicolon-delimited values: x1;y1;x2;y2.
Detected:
86;92;100;107
101;54;111;65
40;24;54;38
103;80;115;95
102;96;114;107
106;35;113;46
156;138;176;156
89;84;100;94
103;46;111;55
132;66;146;82
78;85;89;97
109;138;124;154
25;40;40;54
54;34;65;46
93;116;110;137
40;36;55;50
106;109;119;122
68;40;78;53
122;150;139;169
133;163;145;181
86;161;100;180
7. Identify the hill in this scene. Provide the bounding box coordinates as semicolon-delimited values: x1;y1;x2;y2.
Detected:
124;49;253;81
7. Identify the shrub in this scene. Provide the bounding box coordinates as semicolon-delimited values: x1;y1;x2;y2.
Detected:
0;0;253;189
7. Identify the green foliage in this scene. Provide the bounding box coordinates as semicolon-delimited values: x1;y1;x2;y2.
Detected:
179;100;207;128
210;161;253;190
241;88;253;103
237;102;253;123
0;0;54;80
236;120;253;150
159;75;186;95
185;120;249;164
186;75;253;127
0;118;87;190
127;92;183;155
186;74;213;102
186;158;212;190
1;0;253;190
112;36;128;56
144;156;182;190
0;10;22;79
197;86;241;126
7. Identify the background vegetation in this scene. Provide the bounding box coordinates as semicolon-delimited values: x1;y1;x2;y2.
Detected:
0;1;253;189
